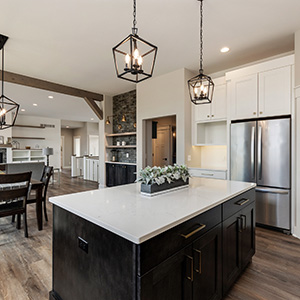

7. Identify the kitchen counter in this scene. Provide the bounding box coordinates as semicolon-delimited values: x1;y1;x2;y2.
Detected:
50;177;255;244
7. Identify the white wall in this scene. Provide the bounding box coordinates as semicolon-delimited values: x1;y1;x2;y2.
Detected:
137;68;201;171
13;115;61;168
295;30;300;87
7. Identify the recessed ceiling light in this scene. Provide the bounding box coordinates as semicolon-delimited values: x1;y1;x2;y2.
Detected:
91;118;94;121
48;96;54;99
33;103;38;106
66;126;69;128
21;108;25;112
220;47;230;53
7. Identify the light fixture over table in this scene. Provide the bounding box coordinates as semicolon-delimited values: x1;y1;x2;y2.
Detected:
0;34;20;129
112;0;158;83
188;0;214;105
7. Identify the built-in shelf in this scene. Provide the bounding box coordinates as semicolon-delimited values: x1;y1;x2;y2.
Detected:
194;121;227;146
12;136;45;140
106;132;136;137
0;144;12;148
106;145;136;149
12;149;46;163
14;124;45;129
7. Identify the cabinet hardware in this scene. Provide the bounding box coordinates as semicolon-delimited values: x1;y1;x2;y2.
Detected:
241;215;246;231
194;249;202;274
181;224;206;239
185;255;194;282
253;112;256;115
201;173;214;176
211;115;214;117
238;217;243;233
260;112;263;114
207;115;210;118
235;198;249;206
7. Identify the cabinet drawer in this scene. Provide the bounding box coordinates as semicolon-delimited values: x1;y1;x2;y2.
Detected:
189;168;227;180
137;205;221;276
222;189;255;220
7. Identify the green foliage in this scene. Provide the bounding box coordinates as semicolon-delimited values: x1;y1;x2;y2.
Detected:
136;164;191;185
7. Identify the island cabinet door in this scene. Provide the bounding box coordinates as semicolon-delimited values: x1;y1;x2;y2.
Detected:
137;245;193;300
222;213;242;295
106;163;115;187
192;224;222;300
240;201;255;270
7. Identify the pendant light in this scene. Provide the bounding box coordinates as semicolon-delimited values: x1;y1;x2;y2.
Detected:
112;0;158;83
188;0;214;105
0;34;19;129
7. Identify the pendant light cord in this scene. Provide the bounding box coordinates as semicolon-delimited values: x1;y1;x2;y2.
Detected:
1;47;4;97
132;0;138;35
199;0;203;73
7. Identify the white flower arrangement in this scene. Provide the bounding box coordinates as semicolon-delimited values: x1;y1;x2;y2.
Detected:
137;164;191;185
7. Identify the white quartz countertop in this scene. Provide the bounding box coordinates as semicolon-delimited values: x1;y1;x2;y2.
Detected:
50;178;255;244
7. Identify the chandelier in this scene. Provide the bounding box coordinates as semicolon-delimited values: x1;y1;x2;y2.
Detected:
188;0;214;105
0;34;19;130
112;0;158;83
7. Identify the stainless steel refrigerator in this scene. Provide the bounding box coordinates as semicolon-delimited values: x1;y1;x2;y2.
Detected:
230;117;291;232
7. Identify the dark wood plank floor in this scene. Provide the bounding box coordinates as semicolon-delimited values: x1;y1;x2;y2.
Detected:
0;171;300;300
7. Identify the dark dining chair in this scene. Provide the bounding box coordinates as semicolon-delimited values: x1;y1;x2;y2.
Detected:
0;172;32;237
27;166;53;222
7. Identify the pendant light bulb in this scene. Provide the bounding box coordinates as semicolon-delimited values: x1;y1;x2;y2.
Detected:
0;108;6;116
138;56;143;66
125;54;130;64
122;114;126;122
133;48;139;59
105;116;111;125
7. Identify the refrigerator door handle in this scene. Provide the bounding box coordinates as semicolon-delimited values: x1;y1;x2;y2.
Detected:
258;125;262;180
251;126;255;180
256;187;289;195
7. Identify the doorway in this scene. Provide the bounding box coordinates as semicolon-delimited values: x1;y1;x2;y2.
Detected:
73;136;81;157
144;115;176;168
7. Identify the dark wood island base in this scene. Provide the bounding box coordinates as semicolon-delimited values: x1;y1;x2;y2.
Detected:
50;188;255;300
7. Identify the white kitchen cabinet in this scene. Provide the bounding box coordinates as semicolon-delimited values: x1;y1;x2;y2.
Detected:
194;79;227;121
258;66;291;117
230;74;258;120
12;149;46;163
83;157;99;182
189;168;227;180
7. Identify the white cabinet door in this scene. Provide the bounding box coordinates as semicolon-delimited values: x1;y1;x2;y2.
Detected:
230;74;258;120
194;103;211;121
211;83;227;120
258;66;291;117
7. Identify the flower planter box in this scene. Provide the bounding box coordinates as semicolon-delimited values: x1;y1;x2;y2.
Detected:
141;178;189;196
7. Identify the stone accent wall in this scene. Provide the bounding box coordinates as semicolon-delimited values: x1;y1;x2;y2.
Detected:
112;90;136;163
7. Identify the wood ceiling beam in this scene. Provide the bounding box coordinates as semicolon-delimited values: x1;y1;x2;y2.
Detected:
0;71;103;102
84;97;103;120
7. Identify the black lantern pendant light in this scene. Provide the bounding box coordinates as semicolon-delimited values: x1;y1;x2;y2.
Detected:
112;0;158;83
188;0;214;105
0;34;19;130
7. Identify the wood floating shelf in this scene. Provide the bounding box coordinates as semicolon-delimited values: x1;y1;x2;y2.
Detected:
106;132;136;137
0;144;12;147
14;124;45;129
106;145;136;149
12;137;45;140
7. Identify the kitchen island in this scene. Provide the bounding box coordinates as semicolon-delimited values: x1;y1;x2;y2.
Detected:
49;178;256;300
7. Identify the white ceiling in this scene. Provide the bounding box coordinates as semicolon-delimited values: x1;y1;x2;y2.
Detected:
5;82;98;123
1;0;300;114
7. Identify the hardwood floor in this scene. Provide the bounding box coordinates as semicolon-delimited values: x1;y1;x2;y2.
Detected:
0;172;300;300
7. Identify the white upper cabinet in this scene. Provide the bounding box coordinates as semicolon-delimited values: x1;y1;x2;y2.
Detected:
194;78;227;121
258;66;291;117
227;55;293;120
230;74;258;120
211;83;227;120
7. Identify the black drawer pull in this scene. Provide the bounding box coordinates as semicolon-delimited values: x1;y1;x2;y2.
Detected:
181;224;206;239
235;198;249;206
